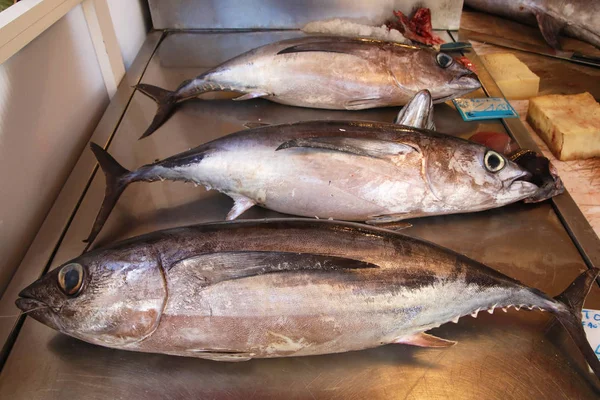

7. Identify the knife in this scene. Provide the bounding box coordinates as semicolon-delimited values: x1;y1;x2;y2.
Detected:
459;28;600;68
439;42;472;52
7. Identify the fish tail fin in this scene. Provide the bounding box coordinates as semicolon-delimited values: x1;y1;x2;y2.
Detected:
551;268;600;378
135;83;178;139
83;143;134;250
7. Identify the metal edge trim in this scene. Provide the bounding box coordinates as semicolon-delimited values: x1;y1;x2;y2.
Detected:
0;31;165;369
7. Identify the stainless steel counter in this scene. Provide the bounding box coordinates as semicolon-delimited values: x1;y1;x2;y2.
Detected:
0;29;599;399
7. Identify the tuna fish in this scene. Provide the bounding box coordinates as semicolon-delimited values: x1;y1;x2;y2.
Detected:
135;36;480;138
15;219;600;379
83;117;540;247
465;0;600;49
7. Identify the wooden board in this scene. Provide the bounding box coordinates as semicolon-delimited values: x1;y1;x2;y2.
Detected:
512;100;600;236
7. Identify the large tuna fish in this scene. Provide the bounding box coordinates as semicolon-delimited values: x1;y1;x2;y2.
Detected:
15;219;600;380
83;119;540;247
135;36;480;138
465;0;600;49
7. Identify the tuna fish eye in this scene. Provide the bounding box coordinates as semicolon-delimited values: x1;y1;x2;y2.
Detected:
436;53;454;68
484;150;506;173
58;263;84;296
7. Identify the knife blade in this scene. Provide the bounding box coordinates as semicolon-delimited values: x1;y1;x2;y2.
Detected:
439;42;472;52
459;28;600;68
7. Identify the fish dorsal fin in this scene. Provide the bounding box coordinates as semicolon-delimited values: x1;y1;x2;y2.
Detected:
535;12;565;49
393;332;456;348
394;89;436;130
275;137;419;159
168;251;378;287
277;37;417;56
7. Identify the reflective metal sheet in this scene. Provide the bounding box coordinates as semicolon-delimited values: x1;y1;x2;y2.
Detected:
148;0;465;30
0;30;599;399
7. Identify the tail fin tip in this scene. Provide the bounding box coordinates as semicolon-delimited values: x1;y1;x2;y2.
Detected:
89;142;130;179
134;83;178;139
552;267;600;380
554;268;600;313
84;143;134;249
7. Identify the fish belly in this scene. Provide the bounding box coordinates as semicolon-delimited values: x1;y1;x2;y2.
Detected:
175;147;433;220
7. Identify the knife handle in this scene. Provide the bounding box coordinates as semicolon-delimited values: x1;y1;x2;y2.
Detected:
571;52;600;68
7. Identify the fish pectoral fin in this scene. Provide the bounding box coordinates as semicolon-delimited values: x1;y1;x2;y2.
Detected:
233;91;270;101
188;349;254;362
344;98;385;110
243;121;271;129
535;12;565;49
226;195;256;220
168;251;379;286
365;217;412;231
276;137;419;159
393;332;457;348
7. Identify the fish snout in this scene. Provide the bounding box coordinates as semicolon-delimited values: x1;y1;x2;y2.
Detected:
523;163;565;203
16;284;56;313
452;72;480;89
16;288;63;331
508;169;532;185
16;271;65;314
503;169;539;198
15;296;44;312
17;283;44;309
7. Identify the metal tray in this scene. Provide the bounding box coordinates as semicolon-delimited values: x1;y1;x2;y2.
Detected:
0;30;599;399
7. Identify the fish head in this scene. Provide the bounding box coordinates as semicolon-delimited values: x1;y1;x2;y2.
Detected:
16;247;167;347
411;51;481;102
424;139;539;209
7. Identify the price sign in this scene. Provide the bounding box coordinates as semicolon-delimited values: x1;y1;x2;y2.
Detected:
582;309;600;361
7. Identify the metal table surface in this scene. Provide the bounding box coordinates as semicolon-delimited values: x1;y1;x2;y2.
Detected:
1;29;600;399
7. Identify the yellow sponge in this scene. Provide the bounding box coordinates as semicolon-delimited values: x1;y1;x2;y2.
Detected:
480;53;539;100
527;92;600;161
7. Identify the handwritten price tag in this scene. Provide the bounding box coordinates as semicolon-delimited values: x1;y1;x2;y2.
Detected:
452;97;519;121
582;309;600;361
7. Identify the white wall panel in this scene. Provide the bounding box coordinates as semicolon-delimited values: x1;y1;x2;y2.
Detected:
107;0;151;70
0;5;109;293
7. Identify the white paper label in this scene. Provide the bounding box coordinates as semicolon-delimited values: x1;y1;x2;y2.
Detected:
582;309;600;361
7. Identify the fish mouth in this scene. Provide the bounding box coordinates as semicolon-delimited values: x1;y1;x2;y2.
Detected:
522;159;565;203
433;74;481;103
450;73;481;90
16;291;63;331
16;288;53;313
509;170;532;185
523;176;564;203
505;170;539;194
15;297;49;313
